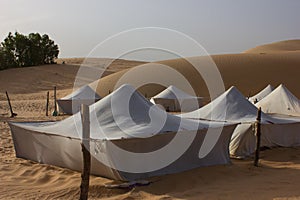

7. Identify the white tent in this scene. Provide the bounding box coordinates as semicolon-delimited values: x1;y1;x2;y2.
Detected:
179;86;300;158
230;122;300;157
180;86;275;123
249;84;274;104
150;85;204;112
256;84;300;117
10;84;236;181
57;85;101;114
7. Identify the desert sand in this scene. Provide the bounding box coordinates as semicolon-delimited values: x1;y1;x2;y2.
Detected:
1;40;300;199
95;52;300;99
244;40;300;54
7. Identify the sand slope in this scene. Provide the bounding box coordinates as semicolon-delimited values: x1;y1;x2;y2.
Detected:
0;64;80;95
0;58;144;97
244;39;300;53
56;57;146;73
95;52;300;99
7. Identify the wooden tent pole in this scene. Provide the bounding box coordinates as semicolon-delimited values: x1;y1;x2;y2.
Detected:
52;86;58;116
254;107;262;167
5;91;17;118
79;104;91;200
46;91;49;116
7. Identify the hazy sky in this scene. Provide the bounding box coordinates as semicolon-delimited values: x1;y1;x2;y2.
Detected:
1;0;299;61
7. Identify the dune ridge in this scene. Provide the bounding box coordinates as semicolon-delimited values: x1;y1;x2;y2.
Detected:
94;52;300;99
244;39;300;53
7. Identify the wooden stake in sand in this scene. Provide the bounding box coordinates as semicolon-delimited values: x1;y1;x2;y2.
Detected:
52;86;58;116
254;107;262;167
46;91;49;116
5;91;17;118
79;104;91;200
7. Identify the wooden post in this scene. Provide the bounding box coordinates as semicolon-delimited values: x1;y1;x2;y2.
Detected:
52;86;58;116
5;91;17;118
46;91;49;116
79;104;90;200
254;107;262;167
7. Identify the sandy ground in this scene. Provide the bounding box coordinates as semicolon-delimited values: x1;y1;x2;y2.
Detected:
1;42;300;199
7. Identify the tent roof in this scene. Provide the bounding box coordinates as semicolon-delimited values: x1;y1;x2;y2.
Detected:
256;84;300;116
179;86;276;123
152;85;199;100
12;84;225;140
249;84;274;103
60;85;101;100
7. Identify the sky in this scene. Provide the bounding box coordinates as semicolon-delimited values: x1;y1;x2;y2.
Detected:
0;0;300;61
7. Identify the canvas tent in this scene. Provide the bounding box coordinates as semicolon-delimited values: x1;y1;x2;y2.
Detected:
255;84;300;117
249;84;274;104
230;122;300;157
10;84;236;181
150;85;204;112
179;86;275;123
179;86;300;158
57;85;101;114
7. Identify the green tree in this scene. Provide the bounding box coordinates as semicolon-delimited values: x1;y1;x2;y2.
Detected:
0;46;17;70
0;32;17;69
0;32;59;69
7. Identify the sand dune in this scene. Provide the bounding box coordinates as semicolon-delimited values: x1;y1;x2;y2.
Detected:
0;64;80;95
95;52;300;99
244;39;300;53
0;58;144;95
56;57;146;73
1;40;300;199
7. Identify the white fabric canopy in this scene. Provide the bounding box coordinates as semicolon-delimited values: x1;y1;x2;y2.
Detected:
230;122;300;158
249;84;274;104
17;84;219;140
57;85;101;114
179;86;300;157
61;85;101;100
151;85;199;100
10;84;236;181
150;85;203;112
255;84;300;117
179;86;275;123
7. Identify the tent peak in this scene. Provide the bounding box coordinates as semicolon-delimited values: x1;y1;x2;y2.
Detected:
114;84;136;92
249;84;274;104
256;84;300;116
